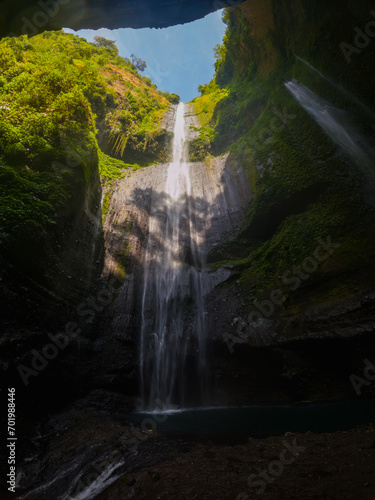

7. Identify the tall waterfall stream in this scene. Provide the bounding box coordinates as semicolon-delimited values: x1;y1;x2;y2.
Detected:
140;103;207;410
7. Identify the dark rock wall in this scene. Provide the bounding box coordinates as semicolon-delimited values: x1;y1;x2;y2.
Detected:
186;0;375;403
1;153;104;414
1;0;245;38
203;0;375;340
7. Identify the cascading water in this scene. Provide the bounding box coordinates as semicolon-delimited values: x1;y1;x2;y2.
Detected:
285;79;375;170
295;56;375;121
140;103;207;410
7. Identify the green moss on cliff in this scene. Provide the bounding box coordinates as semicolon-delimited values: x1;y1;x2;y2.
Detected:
99;149;140;183
0;30;171;271
200;2;375;317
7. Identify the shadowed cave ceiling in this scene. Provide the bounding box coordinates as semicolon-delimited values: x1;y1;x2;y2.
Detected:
2;0;245;37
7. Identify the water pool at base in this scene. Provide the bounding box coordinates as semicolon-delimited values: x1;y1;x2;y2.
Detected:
125;399;375;436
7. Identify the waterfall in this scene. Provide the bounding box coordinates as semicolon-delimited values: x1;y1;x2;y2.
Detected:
295;56;375;121
140;103;207;410
285;79;375;170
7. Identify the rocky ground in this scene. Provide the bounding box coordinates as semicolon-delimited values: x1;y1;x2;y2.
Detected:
99;424;375;500
4;390;375;500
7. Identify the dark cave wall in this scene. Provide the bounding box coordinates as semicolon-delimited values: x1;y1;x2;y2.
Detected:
1;0;245;37
200;0;375;341
185;0;375;403
0;156;104;414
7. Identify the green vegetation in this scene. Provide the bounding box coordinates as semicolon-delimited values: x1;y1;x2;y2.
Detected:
99;150;143;223
188;81;229;161
99;149;141;184
163;92;180;104
0;30;173;268
93;35;119;54
198;5;375;315
189;81;228;160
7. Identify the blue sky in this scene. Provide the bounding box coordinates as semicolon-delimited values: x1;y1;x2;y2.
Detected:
64;10;226;103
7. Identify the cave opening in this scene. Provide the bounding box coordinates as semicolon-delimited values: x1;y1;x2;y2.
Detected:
2;0;375;498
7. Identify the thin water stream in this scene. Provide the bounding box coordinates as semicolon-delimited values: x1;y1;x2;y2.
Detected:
140;103;207;410
285;79;375;171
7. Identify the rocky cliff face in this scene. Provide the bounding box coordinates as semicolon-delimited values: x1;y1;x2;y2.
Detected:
191;0;375;344
97;104;251;398
1;154;104;412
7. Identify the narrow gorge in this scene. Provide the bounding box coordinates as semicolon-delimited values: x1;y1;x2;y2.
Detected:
1;0;375;498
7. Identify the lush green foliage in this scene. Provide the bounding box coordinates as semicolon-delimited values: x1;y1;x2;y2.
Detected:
163;92;180;104
189;81;228;160
0;30;171;260
99;150;135;180
199;5;375;313
94;35;119;55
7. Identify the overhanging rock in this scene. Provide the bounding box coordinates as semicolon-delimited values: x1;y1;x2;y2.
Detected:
2;0;245;38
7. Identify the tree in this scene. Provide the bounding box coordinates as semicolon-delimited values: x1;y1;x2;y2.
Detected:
198;84;206;96
130;53;147;72
93;36;119;55
164;92;180;104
